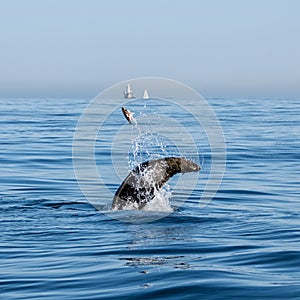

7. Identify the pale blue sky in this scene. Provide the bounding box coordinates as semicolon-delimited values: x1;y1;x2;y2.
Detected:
1;0;299;98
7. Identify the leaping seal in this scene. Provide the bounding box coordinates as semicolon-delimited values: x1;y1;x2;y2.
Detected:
112;157;200;210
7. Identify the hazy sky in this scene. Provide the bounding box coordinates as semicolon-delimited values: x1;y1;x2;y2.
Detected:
1;0;299;98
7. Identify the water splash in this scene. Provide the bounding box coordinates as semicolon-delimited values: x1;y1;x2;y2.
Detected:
128;132;174;169
143;185;173;212
125;114;180;212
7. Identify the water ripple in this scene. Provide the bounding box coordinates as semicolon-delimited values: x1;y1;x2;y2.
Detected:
1;98;300;299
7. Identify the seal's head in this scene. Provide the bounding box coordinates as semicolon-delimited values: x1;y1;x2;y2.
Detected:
165;157;200;174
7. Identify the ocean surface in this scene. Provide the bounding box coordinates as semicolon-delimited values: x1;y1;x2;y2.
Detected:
1;96;300;299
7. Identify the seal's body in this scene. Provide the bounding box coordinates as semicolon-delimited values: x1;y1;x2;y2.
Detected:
112;157;200;210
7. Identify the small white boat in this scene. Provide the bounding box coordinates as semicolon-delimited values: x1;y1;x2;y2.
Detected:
142;89;149;99
123;83;135;99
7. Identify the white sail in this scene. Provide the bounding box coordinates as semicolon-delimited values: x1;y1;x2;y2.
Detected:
124;83;134;99
143;89;149;99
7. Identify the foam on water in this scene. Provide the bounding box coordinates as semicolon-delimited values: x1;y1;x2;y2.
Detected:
143;187;173;212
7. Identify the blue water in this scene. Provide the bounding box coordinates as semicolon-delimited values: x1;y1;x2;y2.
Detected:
1;97;300;299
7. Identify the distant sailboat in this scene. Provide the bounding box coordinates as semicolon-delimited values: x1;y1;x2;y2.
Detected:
143;89;149;99
123;83;134;99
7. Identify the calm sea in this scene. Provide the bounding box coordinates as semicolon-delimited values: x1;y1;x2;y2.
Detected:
1;97;299;299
